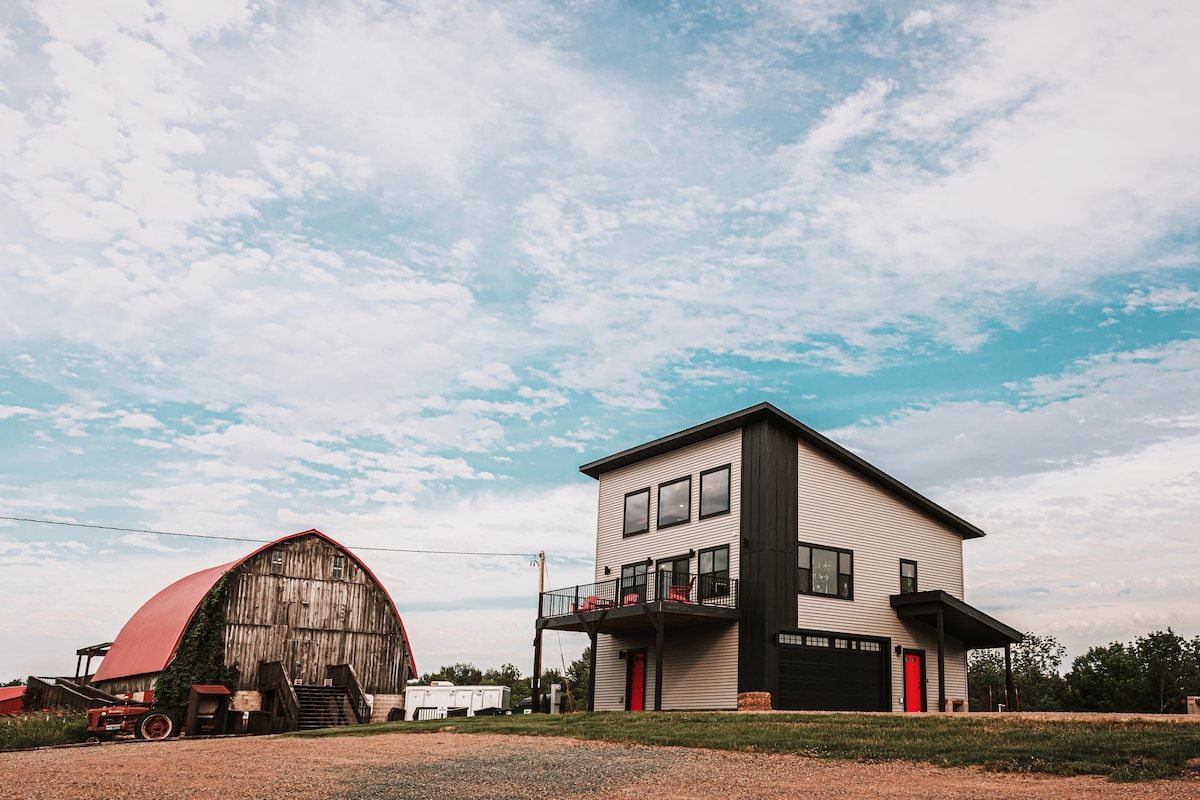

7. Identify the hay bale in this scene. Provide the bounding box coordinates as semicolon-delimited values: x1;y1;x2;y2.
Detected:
737;692;772;711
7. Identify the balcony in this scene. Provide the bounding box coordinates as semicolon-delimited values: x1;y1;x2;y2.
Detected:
537;570;739;635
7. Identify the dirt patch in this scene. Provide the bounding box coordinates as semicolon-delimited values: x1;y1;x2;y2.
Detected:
1;732;1198;800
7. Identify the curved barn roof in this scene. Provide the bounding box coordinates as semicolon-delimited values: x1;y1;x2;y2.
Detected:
92;529;417;683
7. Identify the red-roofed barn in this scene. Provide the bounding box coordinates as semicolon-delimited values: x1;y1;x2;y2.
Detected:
89;529;416;730
0;685;24;716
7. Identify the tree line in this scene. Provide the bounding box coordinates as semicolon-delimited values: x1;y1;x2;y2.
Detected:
417;647;590;712
969;628;1200;713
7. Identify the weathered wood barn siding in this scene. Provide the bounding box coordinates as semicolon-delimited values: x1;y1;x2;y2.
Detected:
222;535;411;693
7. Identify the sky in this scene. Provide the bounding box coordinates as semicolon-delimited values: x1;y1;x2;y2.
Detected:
1;0;1198;683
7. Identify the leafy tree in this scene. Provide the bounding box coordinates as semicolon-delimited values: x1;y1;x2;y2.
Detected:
1064;641;1143;712
566;646;591;711
2;678;24;687
1011;633;1067;710
482;663;529;704
1136;628;1199;713
968;633;1066;711
967;650;1006;711
420;662;484;686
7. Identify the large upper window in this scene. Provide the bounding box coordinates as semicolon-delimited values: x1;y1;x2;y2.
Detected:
623;488;650;536
699;465;731;519
656;476;691;529
900;559;918;594
270;550;283;575
798;543;853;600
698;545;730;599
332;555;346;580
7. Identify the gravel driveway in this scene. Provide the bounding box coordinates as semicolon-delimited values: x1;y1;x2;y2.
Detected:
3;732;1199;800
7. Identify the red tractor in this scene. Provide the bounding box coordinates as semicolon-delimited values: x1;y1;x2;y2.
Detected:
86;704;180;741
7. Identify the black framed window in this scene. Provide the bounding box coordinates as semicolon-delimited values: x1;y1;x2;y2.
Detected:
657;476;691;529
620;562;648;604
798;543;853;600
699;464;731;519
698;545;729;599
623;488;650;536
332;555;346;580
900;559;917;594
270;550;283;575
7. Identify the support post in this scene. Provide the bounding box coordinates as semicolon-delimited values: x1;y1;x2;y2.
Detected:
935;609;945;712
653;610;665;711
582;619;602;713
531;550;545;713
1004;643;1015;712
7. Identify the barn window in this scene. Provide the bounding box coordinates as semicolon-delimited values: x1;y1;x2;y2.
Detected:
332;555;345;580
270;550;283;574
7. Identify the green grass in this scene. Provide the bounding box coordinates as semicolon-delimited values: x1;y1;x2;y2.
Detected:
0;712;89;750
289;712;1200;782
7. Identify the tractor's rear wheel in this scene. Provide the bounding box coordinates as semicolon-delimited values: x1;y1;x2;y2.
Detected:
135;711;178;740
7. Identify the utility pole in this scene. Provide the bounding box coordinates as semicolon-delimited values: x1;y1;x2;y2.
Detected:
531;550;545;713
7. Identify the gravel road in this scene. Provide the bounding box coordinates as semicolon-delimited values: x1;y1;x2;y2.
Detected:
2;731;1198;800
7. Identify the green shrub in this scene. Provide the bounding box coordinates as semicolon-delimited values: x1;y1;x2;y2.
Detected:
0;712;89;750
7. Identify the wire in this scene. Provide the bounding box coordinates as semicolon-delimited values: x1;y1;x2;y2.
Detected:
0;514;535;558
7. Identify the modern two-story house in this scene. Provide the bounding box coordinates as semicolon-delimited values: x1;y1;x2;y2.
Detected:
535;403;1021;713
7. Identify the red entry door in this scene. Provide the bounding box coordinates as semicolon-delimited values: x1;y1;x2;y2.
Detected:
904;653;923;712
629;652;646;711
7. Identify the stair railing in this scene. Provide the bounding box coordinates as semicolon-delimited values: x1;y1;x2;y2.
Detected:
258;660;300;732
326;663;370;724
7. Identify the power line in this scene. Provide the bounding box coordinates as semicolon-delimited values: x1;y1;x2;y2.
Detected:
0;515;534;558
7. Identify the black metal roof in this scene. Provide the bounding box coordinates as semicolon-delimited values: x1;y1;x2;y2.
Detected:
890;590;1023;649
578;402;985;540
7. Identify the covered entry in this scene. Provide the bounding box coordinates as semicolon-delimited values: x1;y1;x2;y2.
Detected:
891;590;1022;712
777;631;889;711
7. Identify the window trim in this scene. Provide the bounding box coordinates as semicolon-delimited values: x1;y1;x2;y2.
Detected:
697;544;730;599
900;559;918;595
698;464;732;520
332;555;346;581
798;542;854;601
656;475;692;530
622;487;651;537
270;550;283;575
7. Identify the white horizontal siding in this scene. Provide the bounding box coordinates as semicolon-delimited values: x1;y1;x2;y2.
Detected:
593;624;738;711
795;442;968;711
594;430;741;590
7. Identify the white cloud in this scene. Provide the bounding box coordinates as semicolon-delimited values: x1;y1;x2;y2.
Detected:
1122;285;1200;314
901;9;935;33
116;412;163;429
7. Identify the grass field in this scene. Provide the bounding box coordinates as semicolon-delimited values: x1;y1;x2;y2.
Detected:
291;712;1200;782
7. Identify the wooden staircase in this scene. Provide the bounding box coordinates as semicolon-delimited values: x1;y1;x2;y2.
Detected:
294;684;357;730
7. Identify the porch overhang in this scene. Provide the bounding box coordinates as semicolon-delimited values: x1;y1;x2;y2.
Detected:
890;590;1022;649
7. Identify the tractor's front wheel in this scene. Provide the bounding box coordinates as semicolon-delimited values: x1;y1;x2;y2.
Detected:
135;711;178;740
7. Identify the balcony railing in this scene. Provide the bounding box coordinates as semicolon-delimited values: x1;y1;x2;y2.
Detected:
540;570;739;618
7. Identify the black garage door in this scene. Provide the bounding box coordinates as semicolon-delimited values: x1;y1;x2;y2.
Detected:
777;631;889;711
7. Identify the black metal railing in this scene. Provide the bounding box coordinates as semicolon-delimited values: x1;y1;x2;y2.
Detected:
540;570;738;618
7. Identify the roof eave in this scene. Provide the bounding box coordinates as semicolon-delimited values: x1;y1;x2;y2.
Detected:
578;402;985;540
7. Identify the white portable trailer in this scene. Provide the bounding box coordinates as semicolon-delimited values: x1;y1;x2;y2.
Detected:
403;682;512;721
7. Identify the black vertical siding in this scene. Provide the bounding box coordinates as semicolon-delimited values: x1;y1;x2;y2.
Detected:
737;419;798;695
